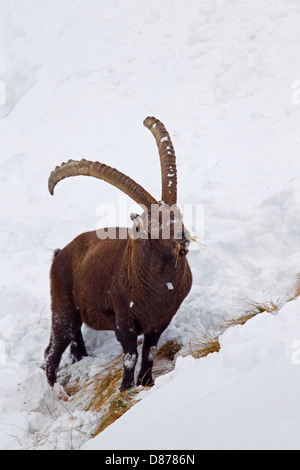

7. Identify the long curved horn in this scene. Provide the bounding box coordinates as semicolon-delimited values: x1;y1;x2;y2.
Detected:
48;159;158;210
143;116;177;205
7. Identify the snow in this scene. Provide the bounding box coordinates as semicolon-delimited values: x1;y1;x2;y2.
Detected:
123;353;137;370
0;0;300;450
147;346;157;362
166;282;174;290
84;297;300;450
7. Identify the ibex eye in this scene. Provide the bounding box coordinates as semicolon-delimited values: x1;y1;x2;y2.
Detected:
150;222;158;228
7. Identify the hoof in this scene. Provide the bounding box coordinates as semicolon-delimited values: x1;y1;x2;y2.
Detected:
119;381;134;392
137;374;154;387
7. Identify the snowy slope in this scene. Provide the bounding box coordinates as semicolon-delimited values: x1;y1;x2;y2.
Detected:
83;296;300;450
0;0;299;450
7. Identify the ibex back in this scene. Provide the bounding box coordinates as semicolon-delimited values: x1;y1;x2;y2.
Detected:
45;117;192;390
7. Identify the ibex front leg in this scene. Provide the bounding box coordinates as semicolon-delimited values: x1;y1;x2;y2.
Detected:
137;329;165;387
115;317;138;391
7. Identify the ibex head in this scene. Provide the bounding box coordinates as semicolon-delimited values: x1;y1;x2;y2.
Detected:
48;117;190;260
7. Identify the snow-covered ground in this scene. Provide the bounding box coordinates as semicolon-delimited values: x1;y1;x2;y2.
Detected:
84;296;300;451
0;0;300;450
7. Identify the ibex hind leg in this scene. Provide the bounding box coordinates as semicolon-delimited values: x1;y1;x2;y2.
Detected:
45;329;72;386
70;321;88;362
45;308;86;386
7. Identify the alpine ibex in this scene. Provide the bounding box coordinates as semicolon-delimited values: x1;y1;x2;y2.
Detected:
45;117;192;390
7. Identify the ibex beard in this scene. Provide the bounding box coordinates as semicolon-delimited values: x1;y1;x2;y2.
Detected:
45;117;193;391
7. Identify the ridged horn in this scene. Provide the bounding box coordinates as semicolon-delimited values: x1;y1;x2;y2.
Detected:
143;116;177;205
48;159;158;210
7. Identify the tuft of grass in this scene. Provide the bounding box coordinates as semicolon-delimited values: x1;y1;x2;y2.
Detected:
295;278;300;299
89;340;184;437
225;300;279;328
62;355;124;411
60;355;137;440
156;339;182;362
189;334;221;359
247;300;279;314
188;299;280;360
92;389;140;437
59;343;183;441
286;274;300;302
152;338;182;377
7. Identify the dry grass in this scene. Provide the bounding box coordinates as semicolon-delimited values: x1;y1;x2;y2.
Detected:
59;341;183;440
188;299;281;360
286;274;300;302
92;389;140;437
156;339;181;362
152;338;182;377
90;341;185;437
295;278;300;299
225;300;279;328
59;355;139;439
189;334;221;359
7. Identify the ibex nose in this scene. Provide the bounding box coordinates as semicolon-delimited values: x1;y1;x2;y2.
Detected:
176;230;190;246
176;230;185;239
173;231;190;259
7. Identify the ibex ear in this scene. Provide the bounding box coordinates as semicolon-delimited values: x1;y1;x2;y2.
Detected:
130;213;142;231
